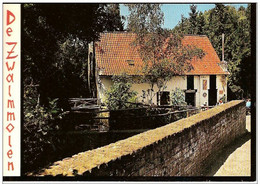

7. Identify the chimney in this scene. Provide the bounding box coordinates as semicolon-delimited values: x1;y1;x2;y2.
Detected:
222;33;224;62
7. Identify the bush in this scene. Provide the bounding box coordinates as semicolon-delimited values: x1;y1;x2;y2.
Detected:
23;86;63;173
170;87;187;106
105;74;137;110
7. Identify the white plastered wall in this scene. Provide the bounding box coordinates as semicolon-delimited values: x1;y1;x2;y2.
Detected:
194;76;200;107
97;76;113;103
216;75;228;102
98;75;227;107
131;76;187;105
99;76;187;105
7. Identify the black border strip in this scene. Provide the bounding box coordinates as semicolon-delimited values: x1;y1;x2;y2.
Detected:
2;2;257;182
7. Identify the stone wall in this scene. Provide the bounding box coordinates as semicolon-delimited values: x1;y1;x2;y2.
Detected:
37;100;246;177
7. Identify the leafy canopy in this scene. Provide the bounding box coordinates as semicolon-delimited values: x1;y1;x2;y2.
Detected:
174;4;252;99
23;4;124;103
22;3;124;173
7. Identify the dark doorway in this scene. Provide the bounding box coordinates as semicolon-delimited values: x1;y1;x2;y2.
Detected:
157;91;170;105
185;92;195;106
208;75;217;106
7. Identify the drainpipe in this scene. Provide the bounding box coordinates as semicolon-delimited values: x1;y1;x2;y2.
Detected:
222;33;224;62
199;76;201;107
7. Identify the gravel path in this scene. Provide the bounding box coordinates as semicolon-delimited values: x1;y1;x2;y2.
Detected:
214;115;251;176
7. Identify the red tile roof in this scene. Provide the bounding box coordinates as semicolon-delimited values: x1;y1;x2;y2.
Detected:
95;32;228;76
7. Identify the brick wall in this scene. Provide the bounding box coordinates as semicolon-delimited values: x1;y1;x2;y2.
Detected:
37;100;246;177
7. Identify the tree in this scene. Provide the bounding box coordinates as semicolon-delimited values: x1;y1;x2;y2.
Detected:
104;4;124;31
173;4;252;99
175;6;203;35
178;14;189;34
126;4;204;105
22;3;125;173
188;5;198;34
23;4;125;106
105;74;137;110
236;4;252;98
197;12;206;34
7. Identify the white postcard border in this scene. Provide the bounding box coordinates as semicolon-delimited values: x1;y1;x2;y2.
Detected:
3;4;21;176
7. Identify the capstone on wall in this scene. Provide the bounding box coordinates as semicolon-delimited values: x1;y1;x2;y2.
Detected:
38;100;246;177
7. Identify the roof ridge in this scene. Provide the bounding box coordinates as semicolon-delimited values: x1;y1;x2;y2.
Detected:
183;34;207;37
100;32;208;38
101;31;133;34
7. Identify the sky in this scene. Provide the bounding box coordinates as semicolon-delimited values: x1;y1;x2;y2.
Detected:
120;4;248;29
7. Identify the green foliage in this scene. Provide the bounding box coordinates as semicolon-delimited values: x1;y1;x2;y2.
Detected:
170;88;187;106
197;12;206;34
188;5;198;34
179;14;190;34
23;86;63;172
57;36;89;96
126;4;164;34
23;3;125;104
128;95;138;104
22;4;125;172
104;4;125;31
174;4;252;99
105;74;137;110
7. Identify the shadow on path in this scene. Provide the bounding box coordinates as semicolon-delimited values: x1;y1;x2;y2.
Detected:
201;131;251;176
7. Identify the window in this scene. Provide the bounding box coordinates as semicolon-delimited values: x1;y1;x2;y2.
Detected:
187;75;194;90
185;75;196;106
126;59;134;66
157;91;170;105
